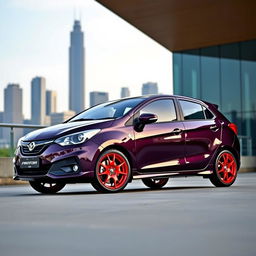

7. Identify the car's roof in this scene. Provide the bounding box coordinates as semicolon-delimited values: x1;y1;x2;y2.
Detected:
121;94;206;102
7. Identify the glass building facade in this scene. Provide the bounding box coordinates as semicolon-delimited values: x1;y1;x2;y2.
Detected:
173;40;256;156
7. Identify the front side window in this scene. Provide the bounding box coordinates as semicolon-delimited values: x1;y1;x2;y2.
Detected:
179;100;205;120
139;99;177;123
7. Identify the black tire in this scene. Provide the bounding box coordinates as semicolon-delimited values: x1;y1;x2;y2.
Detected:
91;149;131;193
142;178;169;189
209;150;238;187
29;181;66;194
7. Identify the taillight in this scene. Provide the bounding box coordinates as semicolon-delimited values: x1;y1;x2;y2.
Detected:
228;123;238;135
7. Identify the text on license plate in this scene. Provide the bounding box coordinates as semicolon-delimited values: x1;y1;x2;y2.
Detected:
20;158;40;169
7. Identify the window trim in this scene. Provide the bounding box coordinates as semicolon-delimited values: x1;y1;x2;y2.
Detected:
126;98;180;126
177;99;216;121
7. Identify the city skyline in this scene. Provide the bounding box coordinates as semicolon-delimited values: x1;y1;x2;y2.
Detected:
0;0;172;119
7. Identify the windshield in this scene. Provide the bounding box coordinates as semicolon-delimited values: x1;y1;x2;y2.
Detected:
69;98;144;122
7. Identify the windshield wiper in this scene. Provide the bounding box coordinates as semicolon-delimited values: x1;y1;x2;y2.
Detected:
70;117;115;122
96;117;116;120
70;118;95;122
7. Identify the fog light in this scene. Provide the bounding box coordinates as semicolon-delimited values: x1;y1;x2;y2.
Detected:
73;165;79;172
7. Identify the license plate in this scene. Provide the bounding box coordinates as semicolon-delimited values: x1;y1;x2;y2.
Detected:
20;157;40;169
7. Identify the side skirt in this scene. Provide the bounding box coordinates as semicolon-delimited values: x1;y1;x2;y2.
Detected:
133;170;213;180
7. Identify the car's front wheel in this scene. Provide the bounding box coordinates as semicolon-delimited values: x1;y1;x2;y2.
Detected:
142;178;169;189
209;150;238;187
91;149;131;193
29;181;66;194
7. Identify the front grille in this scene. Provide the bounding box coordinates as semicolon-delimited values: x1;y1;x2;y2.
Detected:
21;140;53;156
17;165;50;176
21;144;46;155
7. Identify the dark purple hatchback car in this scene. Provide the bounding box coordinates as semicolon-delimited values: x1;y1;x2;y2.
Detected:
14;95;240;193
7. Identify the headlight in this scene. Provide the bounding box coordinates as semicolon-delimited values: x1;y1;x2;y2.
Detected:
54;129;100;146
17;136;25;148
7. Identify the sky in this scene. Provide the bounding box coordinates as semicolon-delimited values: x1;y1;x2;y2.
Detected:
0;0;173;119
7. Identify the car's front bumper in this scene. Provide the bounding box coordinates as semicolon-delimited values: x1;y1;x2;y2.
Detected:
13;140;101;182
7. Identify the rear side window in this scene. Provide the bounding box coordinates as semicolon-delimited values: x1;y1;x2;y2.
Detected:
203;106;215;119
139;99;177;123
179;100;205;120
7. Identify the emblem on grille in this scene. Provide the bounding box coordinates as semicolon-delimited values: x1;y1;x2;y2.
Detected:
27;142;36;151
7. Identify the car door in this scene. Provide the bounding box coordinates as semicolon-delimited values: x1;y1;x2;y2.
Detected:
178;99;222;170
134;98;186;172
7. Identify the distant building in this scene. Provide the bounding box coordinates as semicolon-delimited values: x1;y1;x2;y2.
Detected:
46;90;57;115
3;84;23;145
31;76;46;125
142;82;158;95
69;20;85;113
23;119;33;137
0;111;3;140
90;91;109;107
121;87;130;98
50;111;76;126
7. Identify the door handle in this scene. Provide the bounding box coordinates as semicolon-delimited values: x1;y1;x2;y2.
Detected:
171;128;183;135
210;125;219;131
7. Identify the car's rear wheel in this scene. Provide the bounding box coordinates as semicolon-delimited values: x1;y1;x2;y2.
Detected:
29;181;66;194
209;150;238;187
91;149;131;193
142;178;169;189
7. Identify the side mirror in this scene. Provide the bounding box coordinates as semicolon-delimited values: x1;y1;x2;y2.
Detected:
139;113;158;124
134;113;158;132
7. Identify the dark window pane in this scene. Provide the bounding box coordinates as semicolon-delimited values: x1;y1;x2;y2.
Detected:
241;41;256;155
220;43;241;133
140;99;177;123
173;53;182;95
182;50;200;98
180;100;205;120
201;46;220;105
203;106;214;119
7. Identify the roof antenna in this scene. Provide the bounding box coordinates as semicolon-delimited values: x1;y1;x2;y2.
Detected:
79;9;82;23
73;6;78;21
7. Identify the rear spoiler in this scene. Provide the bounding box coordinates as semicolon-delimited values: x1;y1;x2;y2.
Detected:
212;104;219;109
203;100;219;109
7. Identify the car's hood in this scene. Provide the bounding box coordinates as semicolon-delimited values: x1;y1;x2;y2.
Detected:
23;119;113;141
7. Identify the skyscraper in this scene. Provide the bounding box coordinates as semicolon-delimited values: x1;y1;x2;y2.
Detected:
31;76;46;125
50;111;76;126
0;111;3;139
46;90;57;115
69;20;85;113
3;84;23;144
90;91;109;107
142;82;158;95
121;87;130;98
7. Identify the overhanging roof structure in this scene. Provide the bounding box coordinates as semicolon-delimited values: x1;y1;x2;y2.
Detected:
96;0;256;51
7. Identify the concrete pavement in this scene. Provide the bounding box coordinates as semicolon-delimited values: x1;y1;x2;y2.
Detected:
0;173;255;256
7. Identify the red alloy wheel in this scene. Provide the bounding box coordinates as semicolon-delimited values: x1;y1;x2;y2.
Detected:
217;152;237;184
96;152;130;190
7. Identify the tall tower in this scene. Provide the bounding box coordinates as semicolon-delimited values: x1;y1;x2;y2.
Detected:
69;20;85;113
3;84;23;144
121;87;130;98
31;76;46;125
90;91;109;107
46;90;57;115
142;82;158;95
